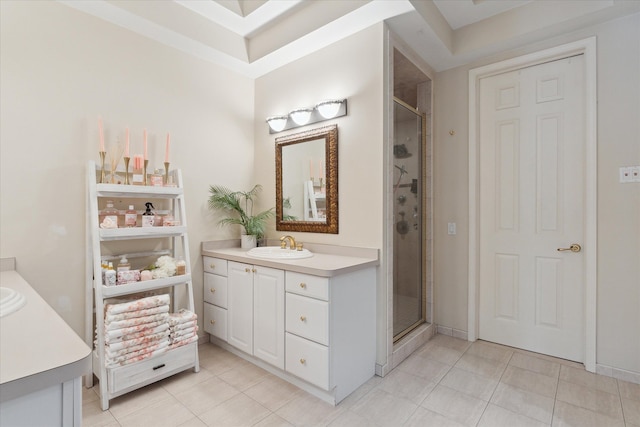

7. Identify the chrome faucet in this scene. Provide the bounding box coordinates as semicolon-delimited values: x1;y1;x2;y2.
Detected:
280;235;296;250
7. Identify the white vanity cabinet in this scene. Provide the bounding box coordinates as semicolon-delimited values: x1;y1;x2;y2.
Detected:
201;243;378;405
203;257;228;341
284;269;376;402
227;261;285;369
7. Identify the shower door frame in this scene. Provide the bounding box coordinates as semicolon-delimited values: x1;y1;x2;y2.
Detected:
392;97;429;343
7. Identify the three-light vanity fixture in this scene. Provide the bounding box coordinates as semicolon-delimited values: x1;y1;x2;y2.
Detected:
266;99;347;134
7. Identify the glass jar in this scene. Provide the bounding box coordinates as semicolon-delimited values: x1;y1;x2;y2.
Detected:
99;200;119;228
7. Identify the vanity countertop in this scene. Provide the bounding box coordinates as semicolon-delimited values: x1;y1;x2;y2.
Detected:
0;267;91;402
201;240;379;277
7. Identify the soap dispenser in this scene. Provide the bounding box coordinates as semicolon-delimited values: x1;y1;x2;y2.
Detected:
117;256;131;272
142;202;155;227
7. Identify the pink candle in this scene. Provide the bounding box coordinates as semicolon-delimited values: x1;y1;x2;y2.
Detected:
125;127;130;157
165;133;170;163
143;129;148;159
98;117;105;152
319;159;324;179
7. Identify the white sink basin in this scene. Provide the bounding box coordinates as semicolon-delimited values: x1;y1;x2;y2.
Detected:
247;246;313;260
0;287;26;318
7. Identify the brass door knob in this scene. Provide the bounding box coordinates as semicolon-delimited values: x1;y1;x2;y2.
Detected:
300;316;307;322
210;320;215;325
299;283;306;289
299;358;306;364
210;288;216;293
557;244;582;253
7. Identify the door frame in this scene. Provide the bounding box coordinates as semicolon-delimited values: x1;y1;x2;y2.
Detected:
467;37;597;372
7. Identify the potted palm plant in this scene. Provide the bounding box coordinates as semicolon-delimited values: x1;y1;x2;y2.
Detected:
208;184;275;249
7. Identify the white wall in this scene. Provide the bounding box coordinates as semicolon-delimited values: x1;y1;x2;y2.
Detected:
433;12;640;374
0;1;255;335
253;24;386;363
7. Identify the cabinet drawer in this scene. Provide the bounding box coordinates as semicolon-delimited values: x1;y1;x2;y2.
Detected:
285;271;328;301
204;273;228;308
203;303;227;341
108;344;195;394
285;333;329;390
286;293;328;345
203;256;227;276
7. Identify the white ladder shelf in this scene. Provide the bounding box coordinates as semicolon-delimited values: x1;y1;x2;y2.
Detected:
85;161;199;410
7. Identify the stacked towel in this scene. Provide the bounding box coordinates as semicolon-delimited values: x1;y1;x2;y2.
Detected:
168;309;199;349
100;294;171;368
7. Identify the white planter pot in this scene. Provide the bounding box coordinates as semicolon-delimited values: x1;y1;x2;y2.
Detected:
241;234;257;249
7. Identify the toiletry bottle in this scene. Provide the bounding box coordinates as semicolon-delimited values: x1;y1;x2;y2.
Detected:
117;255;131;272
101;260;108;286
99;200;119;228
141;202;155;227
124;205;137;227
150;169;163;187
105;262;116;286
175;257;186;275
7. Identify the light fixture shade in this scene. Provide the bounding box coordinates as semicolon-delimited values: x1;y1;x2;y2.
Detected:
289;108;313;125
266;115;288;132
315;99;344;119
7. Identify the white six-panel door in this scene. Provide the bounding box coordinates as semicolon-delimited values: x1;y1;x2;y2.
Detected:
478;56;585;362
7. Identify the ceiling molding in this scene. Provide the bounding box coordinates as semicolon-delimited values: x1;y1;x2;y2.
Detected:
57;0;640;77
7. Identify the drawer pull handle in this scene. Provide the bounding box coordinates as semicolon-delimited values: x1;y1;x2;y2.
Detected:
299;283;306;289
299;358;306;365
252;268;257;273
153;363;166;371
210;288;216;293
245;268;251;273
300;316;307;322
210;320;216;325
210;264;215;269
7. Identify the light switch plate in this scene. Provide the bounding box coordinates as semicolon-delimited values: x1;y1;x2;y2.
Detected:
448;223;456;235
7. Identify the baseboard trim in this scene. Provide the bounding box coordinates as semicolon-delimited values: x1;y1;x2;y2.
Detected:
596;363;640;385
436;325;469;341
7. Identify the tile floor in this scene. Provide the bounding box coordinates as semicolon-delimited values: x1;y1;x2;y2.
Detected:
82;334;640;426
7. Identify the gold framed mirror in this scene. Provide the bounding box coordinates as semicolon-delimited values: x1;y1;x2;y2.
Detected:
276;125;338;233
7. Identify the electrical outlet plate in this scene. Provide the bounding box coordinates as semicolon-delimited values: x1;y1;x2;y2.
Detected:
620;166;640;183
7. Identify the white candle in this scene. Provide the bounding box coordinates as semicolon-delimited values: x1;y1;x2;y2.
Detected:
309;159;314;180
143;129;148;159
98;117;105;152
165;133;170;163
125;127;130;157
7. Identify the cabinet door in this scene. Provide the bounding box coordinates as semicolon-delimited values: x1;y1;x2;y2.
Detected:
253;266;285;369
227;261;253;354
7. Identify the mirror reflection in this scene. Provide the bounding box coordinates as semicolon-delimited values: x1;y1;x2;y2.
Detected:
276;125;338;234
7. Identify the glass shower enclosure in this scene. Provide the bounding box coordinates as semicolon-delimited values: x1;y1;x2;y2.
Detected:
393;97;428;341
